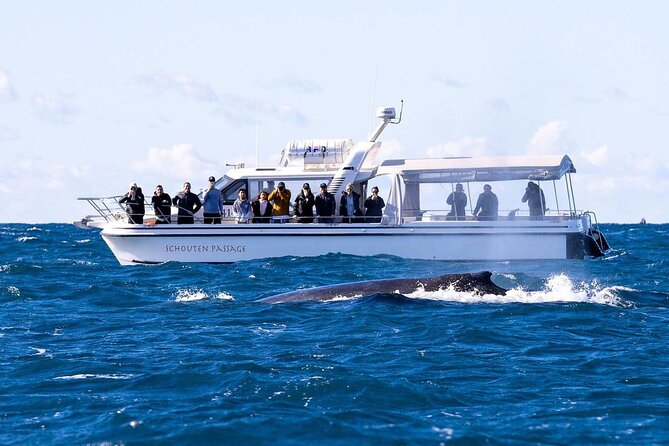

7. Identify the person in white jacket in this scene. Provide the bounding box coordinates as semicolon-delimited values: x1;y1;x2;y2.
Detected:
232;188;253;223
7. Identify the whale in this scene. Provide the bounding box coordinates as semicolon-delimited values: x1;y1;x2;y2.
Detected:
258;271;507;304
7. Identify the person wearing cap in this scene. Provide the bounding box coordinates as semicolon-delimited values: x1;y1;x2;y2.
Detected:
151;185;172;224
119;182;145;224
446;183;467;221
315;183;336;224
522;181;546;220
268;181;291;223
339;183;363;223
473;184;499;221
294;183;316;223
172;182;202;224
232;188;253;224
202;176;224;224
364;186;385;223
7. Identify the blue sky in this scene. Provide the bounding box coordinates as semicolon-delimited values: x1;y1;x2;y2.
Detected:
1;1;667;223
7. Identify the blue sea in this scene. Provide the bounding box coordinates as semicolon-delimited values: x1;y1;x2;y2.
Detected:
1;223;668;445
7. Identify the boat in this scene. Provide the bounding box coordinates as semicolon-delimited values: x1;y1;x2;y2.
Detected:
77;103;609;265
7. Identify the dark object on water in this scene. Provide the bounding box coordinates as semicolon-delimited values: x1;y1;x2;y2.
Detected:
259;271;507;304
640;218;647;224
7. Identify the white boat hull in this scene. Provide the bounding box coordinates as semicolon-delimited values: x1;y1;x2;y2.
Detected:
100;219;590;265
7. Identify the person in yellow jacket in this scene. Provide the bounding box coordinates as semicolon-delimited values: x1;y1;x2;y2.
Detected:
268;181;291;223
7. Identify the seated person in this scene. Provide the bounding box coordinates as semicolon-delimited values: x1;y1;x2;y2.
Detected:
473;184;498;221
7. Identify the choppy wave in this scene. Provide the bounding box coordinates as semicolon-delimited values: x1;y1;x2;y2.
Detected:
1;223;668;445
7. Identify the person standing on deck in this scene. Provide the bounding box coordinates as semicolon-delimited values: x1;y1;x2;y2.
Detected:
446;183;467;220
364;186;385;223
315;183;336;223
151;185;172;224
119;183;145;224
294;183;316;223
521;181;546;220
202;176;223;224
172;182;202;224
268;181;291;223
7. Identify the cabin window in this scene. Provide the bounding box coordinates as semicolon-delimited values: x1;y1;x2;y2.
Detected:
221;180;248;204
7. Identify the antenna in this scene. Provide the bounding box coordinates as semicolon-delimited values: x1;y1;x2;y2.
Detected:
255;77;260;168
368;66;379;137
368;99;404;142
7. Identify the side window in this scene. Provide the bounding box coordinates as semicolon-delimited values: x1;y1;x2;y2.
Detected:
221;180;248;204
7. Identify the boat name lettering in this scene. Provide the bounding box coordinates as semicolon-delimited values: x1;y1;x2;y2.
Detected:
165;244;247;253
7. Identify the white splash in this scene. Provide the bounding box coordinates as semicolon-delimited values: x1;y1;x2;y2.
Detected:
17;236;38;242
6;286;20;296
405;274;632;307
29;347;47;356
74;239;91;244
53;373;135;380
174;289;207;302
215;292;234;300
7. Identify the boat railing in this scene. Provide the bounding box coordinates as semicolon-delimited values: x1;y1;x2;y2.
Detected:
405;208;587;223
77;196;128;223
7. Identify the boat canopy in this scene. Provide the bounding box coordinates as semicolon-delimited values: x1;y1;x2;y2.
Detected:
375;155;575;183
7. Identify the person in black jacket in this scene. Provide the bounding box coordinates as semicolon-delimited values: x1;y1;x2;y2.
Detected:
315;183;336;223
521;181;546;220
364;186;385;223
251;190;272;223
119;182;145;224
172;182;202;224
151;185;172;224
294;183;316;223
339;183;363;223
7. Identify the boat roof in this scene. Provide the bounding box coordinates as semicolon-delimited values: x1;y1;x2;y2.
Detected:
375;154;575;183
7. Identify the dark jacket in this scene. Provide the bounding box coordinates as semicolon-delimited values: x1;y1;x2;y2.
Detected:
119;189;145;224
251;199;273;223
315;191;336;215
151;192;172;223
172;191;202;224
364;195;385;223
294;191;315;223
522;183;546;217
473;191;498;220
446;191;467;219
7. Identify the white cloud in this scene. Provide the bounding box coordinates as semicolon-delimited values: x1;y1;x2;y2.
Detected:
488;97;510;112
581;145;609;166
431;73;466;89
214;94;309;127
136;73;218;102
130;144;224;186
527;120;568;154
262;74;322;94
0;125;20;141
0;69;17;101
32;93;81;123
426;136;490;158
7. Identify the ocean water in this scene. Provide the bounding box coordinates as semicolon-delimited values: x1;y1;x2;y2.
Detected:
1;223;668;445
